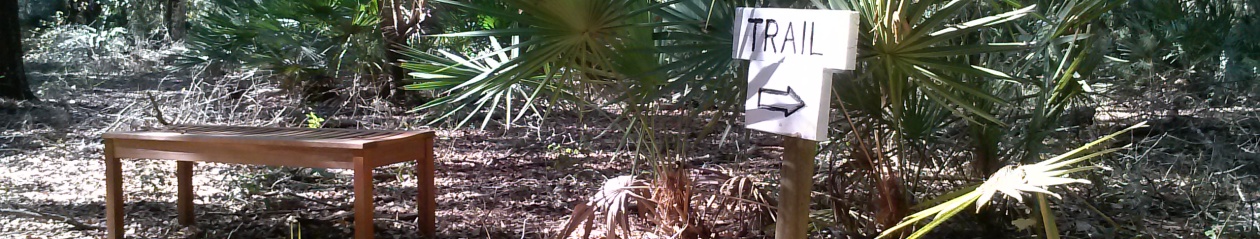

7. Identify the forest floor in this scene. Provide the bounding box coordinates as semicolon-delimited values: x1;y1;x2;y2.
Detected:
3;31;1260;239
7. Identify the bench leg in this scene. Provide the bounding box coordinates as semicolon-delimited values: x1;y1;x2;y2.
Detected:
177;161;195;226
353;157;374;239
417;137;436;238
104;140;125;239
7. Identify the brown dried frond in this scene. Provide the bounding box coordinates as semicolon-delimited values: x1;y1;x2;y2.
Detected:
555;175;651;239
655;162;695;237
651;162;698;238
874;171;911;232
703;168;774;237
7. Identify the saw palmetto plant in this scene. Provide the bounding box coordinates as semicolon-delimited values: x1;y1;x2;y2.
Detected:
181;0;384;97
810;0;1039;234
398;35;571;128
401;0;690;134
402;2;770;237
1108;0;1260;102
645;0;741;108
403;3;730;236
810;0;1128;237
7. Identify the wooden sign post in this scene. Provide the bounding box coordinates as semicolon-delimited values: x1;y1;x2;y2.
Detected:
778;136;818;237
732;7;859;238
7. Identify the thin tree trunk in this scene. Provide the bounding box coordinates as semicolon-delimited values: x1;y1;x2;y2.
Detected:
378;0;427;100
1;0;37;101
378;0;407;99
163;0;185;41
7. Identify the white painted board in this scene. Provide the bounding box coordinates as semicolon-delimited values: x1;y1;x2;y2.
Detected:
744;58;836;141
733;8;860;70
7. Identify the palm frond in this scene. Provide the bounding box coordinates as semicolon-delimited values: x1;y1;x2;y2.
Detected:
877;122;1147;239
406;0;685;128
556;176;653;239
181;0;383;92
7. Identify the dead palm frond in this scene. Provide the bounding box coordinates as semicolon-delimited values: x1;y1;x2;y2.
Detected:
704;168;774;237
556;175;652;239
650;162;706;238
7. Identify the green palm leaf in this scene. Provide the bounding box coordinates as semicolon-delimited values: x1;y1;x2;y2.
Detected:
404;0;689;128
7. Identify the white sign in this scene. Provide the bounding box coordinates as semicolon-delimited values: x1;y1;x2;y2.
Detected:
745;59;835;140
733;8;860;70
735;8;860;141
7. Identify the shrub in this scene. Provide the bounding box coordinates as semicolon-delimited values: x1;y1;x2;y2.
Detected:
180;0;384;99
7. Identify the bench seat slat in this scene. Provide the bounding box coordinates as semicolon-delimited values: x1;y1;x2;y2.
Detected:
102;125;432;149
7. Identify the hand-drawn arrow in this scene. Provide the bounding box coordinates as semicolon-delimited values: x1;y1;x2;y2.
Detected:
757;86;805;117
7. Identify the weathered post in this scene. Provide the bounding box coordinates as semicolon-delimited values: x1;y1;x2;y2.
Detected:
777;136;817;237
731;7;859;238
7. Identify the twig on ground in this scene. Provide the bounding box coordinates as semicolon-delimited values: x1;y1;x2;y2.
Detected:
377;218;417;228
102;101;137;132
204;205;351;217
146;92;172;126
0;208;102;230
225;220;245;238
319;210;354;221
262;191;341;208
1068;191;1121;237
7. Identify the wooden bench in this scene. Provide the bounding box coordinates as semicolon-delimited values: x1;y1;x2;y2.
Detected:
102;125;436;239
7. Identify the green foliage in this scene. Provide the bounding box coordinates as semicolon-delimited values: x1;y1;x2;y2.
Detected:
402;0;682;128
182;0;384;94
808;0;1129;237
18;0;111;27
819;0;1033;138
403;0;1256;238
547;143;581;156
23;25;134;72
403;2;746;237
399;35;567;128
125;0;166;40
420;1;510;54
647;0;742;109
1109;0;1260;100
402;0;760;127
305;112;325;128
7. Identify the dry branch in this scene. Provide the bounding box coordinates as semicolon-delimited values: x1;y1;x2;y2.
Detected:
146;92;172;126
0;208;101;230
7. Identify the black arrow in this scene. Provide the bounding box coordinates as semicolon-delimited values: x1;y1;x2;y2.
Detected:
757;86;805;117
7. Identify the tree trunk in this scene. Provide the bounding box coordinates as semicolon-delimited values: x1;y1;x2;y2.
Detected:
163;0;185;41
378;0;425;100
1;0;37;101
378;0;405;99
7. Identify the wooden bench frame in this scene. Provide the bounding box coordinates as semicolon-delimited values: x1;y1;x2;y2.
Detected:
102;125;436;239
